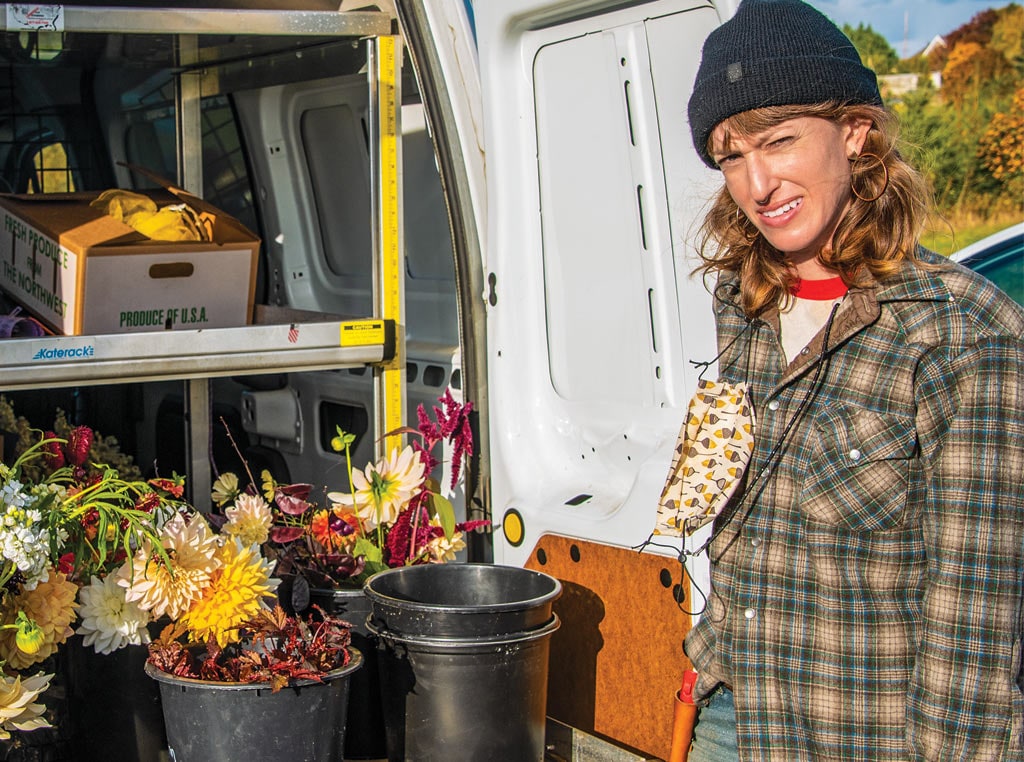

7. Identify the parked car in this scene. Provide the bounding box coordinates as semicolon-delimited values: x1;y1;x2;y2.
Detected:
950;222;1024;306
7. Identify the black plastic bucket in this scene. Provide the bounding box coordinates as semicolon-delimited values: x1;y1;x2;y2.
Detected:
364;563;562;637
309;586;387;760
145;649;362;762
63;634;169;762
365;564;562;762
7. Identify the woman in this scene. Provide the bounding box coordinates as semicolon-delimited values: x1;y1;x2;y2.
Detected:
682;0;1024;760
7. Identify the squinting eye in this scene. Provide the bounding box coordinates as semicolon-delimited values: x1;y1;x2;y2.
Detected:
715;154;740;167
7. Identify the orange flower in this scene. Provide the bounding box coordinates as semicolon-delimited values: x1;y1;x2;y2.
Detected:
310;507;360;552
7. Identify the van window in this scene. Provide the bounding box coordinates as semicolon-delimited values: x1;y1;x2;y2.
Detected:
402;104;455;282
301;103;373;279
124;95;259;236
30;142;75;193
0;114;96;194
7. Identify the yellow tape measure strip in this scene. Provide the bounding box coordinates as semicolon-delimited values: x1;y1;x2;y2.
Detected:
378;35;403;449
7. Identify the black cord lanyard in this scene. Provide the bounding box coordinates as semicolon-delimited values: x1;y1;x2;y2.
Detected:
650;300;842;615
694;300;841;561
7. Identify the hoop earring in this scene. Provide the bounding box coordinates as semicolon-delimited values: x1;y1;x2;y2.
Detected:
850;152;889;203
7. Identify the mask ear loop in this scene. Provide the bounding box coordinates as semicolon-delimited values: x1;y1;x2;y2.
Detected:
640;286;753;615
667;316;764;619
647;293;759;617
689;283;755;384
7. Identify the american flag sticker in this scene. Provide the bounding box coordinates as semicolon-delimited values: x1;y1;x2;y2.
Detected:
287;324;299;343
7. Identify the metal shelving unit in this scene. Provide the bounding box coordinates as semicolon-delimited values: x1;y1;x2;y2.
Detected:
0;3;403;507
0;4;391;38
0;306;395;392
0;3;399;389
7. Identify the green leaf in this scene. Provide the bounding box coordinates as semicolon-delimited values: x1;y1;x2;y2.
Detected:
353;537;383;565
431;494;456;539
362;559;389;577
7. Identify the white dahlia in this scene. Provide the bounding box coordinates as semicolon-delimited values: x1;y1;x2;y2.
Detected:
118;512;221;619
328;445;425;529
223;492;273;547
76;574;152;654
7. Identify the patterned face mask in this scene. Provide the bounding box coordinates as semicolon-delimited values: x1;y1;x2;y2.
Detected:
655;379;755;537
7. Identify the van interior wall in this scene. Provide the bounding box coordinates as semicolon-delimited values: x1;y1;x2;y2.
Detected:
0;27;464;520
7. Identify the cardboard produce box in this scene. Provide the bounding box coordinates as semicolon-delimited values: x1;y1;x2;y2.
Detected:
0;189;259;335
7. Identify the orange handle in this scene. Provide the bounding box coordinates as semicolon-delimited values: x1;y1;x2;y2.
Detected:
669;690;698;762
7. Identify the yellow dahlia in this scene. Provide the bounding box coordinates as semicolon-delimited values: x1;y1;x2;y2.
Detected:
0;572;78;669
223;492;273;547
0;672;52;740
118;512;220;619
179;538;278;648
328;445;425;529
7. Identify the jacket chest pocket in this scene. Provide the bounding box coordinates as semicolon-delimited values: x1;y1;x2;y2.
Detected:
799;405;918;532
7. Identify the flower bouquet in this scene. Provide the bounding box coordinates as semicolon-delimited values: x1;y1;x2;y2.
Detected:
207;389;487;760
125;497;358;757
210;388;488;607
0;399;187;749
120;507;356;686
93;464;361;760
127;508;361;762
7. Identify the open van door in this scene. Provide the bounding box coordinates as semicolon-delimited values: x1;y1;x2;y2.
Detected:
465;0;733;756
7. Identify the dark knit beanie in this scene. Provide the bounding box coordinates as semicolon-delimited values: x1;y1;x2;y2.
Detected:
688;0;882;168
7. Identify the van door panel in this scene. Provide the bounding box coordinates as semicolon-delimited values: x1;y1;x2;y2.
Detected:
469;1;727;756
475;0;721;566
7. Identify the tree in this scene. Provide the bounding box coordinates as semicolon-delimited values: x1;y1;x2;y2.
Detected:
895;5;1023;219
942;41;1016;111
977;88;1024;197
901;54;932;76
844;23;899;75
929;7;1002;70
990;4;1024;77
895;88;969;210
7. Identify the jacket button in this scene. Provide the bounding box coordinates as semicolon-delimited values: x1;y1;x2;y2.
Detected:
849;448;863;462
744;608;756;620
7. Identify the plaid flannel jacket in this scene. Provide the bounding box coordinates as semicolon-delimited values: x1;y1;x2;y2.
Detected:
685;250;1024;761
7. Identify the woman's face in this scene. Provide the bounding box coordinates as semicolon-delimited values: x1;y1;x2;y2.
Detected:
711;115;871;271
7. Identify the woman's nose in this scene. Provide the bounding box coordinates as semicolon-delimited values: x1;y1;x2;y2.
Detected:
746;155;778;206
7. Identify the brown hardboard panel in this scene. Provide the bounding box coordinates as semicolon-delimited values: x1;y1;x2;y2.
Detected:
525;534;694;760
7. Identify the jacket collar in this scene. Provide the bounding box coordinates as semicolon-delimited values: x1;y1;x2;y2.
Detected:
714;250;953;382
714;248;953;322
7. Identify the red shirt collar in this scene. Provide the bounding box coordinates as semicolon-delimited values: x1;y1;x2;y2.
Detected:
790;276;848;300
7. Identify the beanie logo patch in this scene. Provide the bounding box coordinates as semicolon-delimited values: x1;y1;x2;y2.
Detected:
726;62;743;83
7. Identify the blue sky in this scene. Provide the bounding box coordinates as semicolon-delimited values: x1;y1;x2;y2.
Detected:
808;0;1016;58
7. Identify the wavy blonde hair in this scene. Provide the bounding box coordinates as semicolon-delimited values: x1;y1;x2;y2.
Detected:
695;102;932;318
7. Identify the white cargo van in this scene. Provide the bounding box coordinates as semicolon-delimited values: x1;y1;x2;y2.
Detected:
0;1;734;757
